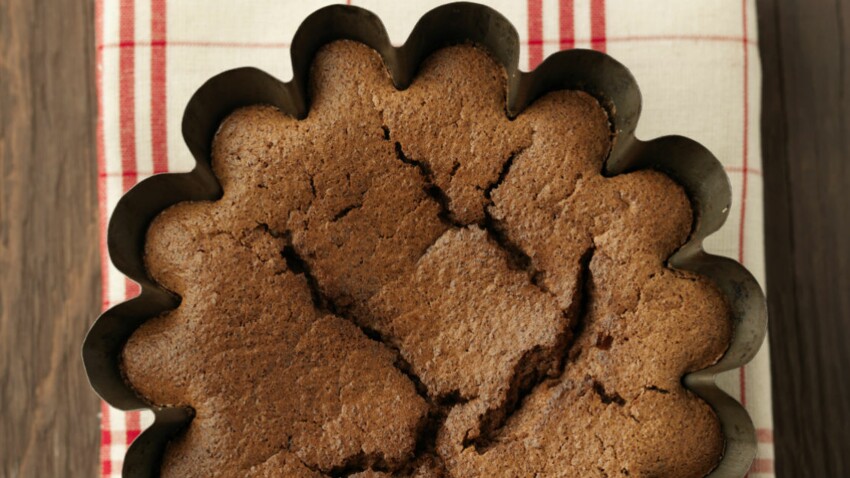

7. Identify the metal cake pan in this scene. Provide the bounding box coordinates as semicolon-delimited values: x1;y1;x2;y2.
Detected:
82;3;768;477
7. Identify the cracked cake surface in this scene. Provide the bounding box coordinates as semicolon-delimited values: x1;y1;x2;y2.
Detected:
121;40;731;478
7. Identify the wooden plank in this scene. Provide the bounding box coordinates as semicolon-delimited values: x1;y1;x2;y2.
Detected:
0;0;100;476
758;0;850;475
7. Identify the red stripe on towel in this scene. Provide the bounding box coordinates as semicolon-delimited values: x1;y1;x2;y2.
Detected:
119;0;141;299
151;0;168;173
126;411;142;444
590;0;606;52
95;0;109;312
527;0;544;68
738;0;750;414
559;0;575;50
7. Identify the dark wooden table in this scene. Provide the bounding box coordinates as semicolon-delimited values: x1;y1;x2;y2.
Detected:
1;1;848;476
758;1;850;476
1;0;101;477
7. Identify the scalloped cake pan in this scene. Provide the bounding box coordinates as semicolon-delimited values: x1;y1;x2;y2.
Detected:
82;3;768;477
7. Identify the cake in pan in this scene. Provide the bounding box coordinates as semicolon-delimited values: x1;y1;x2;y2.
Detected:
121;40;731;478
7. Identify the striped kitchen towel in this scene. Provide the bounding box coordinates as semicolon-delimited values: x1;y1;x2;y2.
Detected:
94;0;774;476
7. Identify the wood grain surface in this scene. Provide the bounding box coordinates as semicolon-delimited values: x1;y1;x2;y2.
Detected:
758;0;850;476
0;0;100;477
1;0;849;477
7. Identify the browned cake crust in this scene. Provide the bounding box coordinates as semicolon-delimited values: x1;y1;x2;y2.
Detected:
122;40;731;478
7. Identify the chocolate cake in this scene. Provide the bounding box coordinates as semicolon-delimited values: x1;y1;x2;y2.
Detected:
121;40;731;477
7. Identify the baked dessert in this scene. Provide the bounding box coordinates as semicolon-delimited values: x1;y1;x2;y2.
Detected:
121;40;731;477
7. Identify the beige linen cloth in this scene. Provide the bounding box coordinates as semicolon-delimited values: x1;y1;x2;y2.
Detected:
95;0;774;475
